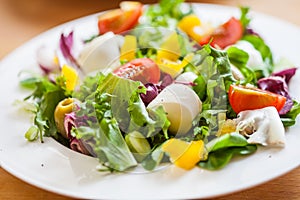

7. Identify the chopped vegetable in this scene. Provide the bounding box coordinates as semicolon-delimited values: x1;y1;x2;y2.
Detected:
97;1;142;34
200;17;243;49
61;65;78;91
113;58;161;84
228;84;286;114
162;138;205;170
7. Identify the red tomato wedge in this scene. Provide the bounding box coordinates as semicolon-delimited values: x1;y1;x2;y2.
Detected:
113;58;161;84
98;1;142;34
228;84;286;114
200;17;243;49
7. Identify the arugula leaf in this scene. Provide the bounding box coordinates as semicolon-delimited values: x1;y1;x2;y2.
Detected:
240;7;251;32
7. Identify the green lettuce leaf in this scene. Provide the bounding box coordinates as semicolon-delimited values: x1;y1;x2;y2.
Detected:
226;46;257;84
198;132;257;170
21;75;68;142
242;34;274;76
198;144;257;170
73;73;170;171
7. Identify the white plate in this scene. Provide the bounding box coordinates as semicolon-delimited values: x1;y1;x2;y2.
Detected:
1;3;300;199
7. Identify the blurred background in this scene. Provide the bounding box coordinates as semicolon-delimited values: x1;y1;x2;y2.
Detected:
0;0;298;59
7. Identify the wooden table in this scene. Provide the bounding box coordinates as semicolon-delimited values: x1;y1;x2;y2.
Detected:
0;0;299;199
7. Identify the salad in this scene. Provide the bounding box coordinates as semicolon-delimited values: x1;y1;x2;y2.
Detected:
19;0;300;172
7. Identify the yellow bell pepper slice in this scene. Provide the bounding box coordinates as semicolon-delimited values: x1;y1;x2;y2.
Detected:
61;64;78;91
162;138;205;170
120;35;137;61
157;53;194;78
157;31;181;62
178;14;213;43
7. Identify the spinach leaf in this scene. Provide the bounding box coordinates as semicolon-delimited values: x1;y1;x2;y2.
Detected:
198;145;257;170
226;46;257;84
206;132;248;152
242;34;274;75
198;133;257;170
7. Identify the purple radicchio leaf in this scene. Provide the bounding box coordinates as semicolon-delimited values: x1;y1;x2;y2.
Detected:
140;73;174;106
257;76;293;115
70;138;92;156
36;45;60;74
245;28;260;36
59;31;80;67
64;112;76;139
158;72;174;91
140;83;159;106
64;111;97;156
272;67;297;84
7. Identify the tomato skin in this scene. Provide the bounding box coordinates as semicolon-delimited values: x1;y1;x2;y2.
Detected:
98;1;142;34
200;17;243;49
228;84;286;114
114;58;161;84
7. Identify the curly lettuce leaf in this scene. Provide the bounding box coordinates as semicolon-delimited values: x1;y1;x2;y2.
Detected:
186;45;237;136
141;0;192;29
72;73;170;171
20;75;68;142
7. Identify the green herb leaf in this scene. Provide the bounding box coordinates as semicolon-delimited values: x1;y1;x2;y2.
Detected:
141;145;165;171
198;144;257;170
240;7;251;32
226;46;257;84
281;100;300;127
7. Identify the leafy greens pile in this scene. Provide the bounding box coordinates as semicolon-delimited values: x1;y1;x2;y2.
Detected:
20;0;300;172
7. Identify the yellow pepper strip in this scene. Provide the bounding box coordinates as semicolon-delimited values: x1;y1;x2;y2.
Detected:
162;138;205;170
178;14;202;42
120;35;137;61
157;31;181;62
157;53;194;78
61;64;78;91
178;14;213;43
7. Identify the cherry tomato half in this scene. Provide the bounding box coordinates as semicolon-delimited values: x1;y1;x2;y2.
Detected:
98;1;142;34
200;17;243;49
113;58;161;84
228;84;286;114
